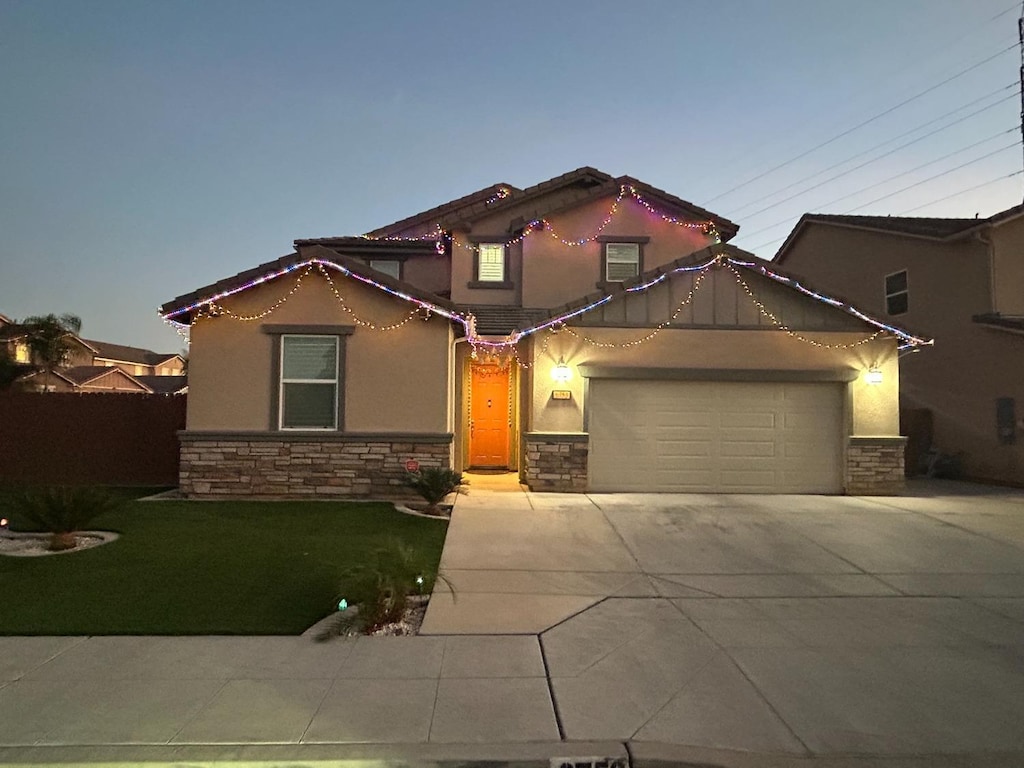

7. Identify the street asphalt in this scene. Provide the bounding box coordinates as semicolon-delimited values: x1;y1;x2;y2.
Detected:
1;476;1023;767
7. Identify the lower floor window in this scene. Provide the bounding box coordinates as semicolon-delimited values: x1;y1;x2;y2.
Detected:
281;335;338;429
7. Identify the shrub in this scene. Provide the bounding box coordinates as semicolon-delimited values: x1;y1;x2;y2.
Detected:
403;468;465;513
8;486;121;550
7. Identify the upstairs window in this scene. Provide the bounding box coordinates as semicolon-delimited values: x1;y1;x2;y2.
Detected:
885;270;908;315
280;335;338;430
476;243;506;282
14;342;29;363
604;242;641;282
369;259;401;280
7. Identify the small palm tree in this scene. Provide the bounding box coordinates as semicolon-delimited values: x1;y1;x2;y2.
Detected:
9;486;121;551
403;468;465;515
22;313;82;381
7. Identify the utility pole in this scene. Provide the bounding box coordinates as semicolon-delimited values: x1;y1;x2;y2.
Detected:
1019;1;1024;200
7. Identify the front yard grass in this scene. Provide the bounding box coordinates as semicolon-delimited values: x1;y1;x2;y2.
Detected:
0;498;448;635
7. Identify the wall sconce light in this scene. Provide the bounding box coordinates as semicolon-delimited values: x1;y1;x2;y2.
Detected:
865;367;883;385
551;357;572;383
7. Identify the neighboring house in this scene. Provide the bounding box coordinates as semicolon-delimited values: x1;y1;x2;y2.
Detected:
0;315;185;393
161;167;930;499
775;206;1024;485
18;365;152;393
84;340;186;377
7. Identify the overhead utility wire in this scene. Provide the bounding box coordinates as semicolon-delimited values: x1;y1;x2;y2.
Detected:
897;169;1024;214
735;130;1019;242
748;170;1024;254
839;140;1024;211
703;42;1017;205
711;4;1018;179
725;83;1017;216
729;96;1018;221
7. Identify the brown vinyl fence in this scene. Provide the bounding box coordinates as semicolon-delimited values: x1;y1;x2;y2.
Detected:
0;392;185;486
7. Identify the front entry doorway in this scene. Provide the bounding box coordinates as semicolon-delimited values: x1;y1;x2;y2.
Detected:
468;363;511;468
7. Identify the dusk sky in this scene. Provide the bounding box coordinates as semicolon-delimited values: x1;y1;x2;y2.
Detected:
1;0;1020;352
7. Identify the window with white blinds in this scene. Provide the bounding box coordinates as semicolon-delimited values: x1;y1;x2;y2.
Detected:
605;243;640;282
280;336;338;429
477;244;506;282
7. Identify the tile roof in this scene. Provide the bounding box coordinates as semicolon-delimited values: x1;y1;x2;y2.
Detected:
135;375;188;394
794;214;982;239
364;182;520;238
59;366;150;389
460;305;550;337
973;313;1024;334
83;340;181;366
160;247;457;323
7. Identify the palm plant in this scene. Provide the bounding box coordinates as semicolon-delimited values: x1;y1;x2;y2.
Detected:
8;486;121;551
403;467;465;515
22;313;83;379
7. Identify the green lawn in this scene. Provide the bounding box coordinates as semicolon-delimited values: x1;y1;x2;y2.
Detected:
0;497;448;635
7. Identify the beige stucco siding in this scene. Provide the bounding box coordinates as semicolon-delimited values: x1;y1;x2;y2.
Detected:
525;327;899;437
186;270;451;433
447;191;717;309
988;213;1024;315
781;224;1023;483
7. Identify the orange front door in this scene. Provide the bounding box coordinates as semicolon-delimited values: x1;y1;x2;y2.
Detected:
469;364;511;467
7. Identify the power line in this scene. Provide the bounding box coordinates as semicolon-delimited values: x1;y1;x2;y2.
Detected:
727;95;1018;221
747;169;1024;255
896;169;1024;214
724;83;1017;217
733;132;1018;242
704;42;1017;205
841;140;1021;212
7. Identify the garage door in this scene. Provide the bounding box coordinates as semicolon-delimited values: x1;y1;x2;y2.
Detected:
588;380;844;493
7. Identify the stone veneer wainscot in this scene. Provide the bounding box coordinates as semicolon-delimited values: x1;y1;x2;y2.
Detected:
845;436;907;495
179;432;452;499
524;432;589;492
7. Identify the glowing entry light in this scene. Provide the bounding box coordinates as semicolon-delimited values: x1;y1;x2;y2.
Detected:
865;367;883;385
338;599;349;611
0;518;7;529
551;358;572;383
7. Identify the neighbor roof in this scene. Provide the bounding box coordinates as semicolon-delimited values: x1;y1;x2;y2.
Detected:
135;374;188;394
774;207;1022;263
84;340;181;366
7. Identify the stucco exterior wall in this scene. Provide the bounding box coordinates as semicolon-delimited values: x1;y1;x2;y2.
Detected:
781;225;1023;484
988;213;1024;316
186;269;451;434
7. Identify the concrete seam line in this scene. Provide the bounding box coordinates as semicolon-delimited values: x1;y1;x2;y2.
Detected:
626;649;720;742
425;639;447;742
537;633;567;741
167;677;232;744
298;673;337;744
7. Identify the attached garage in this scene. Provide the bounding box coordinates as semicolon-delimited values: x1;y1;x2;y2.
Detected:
587;378;845;493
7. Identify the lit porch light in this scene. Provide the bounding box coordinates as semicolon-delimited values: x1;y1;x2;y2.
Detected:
551;358;572;383
865;367;883;385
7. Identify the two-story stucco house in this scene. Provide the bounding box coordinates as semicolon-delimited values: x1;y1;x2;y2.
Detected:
160;167;930;498
775;206;1024;486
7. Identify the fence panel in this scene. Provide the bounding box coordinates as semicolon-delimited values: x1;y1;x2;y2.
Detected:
0;392;185;486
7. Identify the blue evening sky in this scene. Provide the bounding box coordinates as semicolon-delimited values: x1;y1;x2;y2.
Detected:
1;0;1019;352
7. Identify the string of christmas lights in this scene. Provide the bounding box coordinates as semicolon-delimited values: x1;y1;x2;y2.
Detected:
161;251;932;355
725;263;884;349
557;270;709;348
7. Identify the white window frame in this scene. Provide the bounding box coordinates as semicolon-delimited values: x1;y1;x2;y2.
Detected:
279;335;339;431
884;269;909;316
605;242;640;282
477;243;506;282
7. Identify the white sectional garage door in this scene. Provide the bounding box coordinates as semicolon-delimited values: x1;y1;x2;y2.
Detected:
588;379;844;493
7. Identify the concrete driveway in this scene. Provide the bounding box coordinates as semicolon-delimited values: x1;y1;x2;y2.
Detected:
423;478;1024;760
